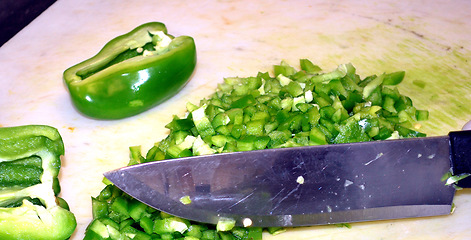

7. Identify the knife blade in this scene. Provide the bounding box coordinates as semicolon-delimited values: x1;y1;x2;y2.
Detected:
104;130;471;227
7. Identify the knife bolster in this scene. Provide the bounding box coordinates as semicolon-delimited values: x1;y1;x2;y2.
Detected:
449;130;471;188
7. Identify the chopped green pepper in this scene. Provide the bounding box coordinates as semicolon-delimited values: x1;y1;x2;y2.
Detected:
0;125;76;240
216;218;236;232
64;22;197;119
86;59;429;239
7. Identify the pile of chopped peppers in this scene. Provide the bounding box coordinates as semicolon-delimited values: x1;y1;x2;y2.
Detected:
85;59;428;240
0;125;76;240
63;22;197;120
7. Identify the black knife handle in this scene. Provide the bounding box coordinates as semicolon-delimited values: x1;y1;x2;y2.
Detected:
449;130;471;188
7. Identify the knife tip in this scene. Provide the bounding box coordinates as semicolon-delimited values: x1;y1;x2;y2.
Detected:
103;168;122;185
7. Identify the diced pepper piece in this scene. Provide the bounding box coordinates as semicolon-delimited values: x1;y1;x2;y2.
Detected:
138;216;154;235
153;217;189;234
129;200;148;221
300;59;322;73
192;104;216;138
274;60;296;76
383;71;405;85
92;197;109;219
216;217;236;232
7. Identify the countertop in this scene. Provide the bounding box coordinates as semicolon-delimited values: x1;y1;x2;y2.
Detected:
1;0;471;239
0;0;56;47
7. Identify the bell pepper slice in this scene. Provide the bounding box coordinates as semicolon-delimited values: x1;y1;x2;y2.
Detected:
63;22;197;119
0;125;76;240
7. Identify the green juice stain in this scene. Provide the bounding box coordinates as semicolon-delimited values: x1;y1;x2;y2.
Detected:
313;25;471;136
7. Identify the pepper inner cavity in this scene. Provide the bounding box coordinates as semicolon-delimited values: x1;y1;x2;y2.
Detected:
78;31;172;80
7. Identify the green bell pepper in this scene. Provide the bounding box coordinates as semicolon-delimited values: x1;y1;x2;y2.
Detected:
63;22;197;119
0;125;76;240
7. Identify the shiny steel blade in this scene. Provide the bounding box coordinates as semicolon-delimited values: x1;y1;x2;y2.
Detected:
105;136;455;227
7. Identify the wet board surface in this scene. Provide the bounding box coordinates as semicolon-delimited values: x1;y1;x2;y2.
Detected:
1;0;471;239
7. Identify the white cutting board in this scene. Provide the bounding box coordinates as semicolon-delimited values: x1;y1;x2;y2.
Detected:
1;0;471;239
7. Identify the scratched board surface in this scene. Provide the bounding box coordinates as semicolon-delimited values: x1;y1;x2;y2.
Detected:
0;0;470;239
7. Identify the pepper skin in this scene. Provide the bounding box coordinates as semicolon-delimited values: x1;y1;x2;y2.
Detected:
63;22;197;119
0;125;76;240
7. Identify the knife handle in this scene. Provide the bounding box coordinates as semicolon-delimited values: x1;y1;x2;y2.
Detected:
449;130;471;188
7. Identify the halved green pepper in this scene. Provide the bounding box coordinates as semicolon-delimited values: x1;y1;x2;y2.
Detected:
0;125;76;240
63;22;197;119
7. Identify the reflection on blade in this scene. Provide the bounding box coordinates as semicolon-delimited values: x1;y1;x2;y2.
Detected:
105;136;456;227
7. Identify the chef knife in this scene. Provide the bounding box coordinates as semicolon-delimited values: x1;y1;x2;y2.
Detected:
104;130;471;227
